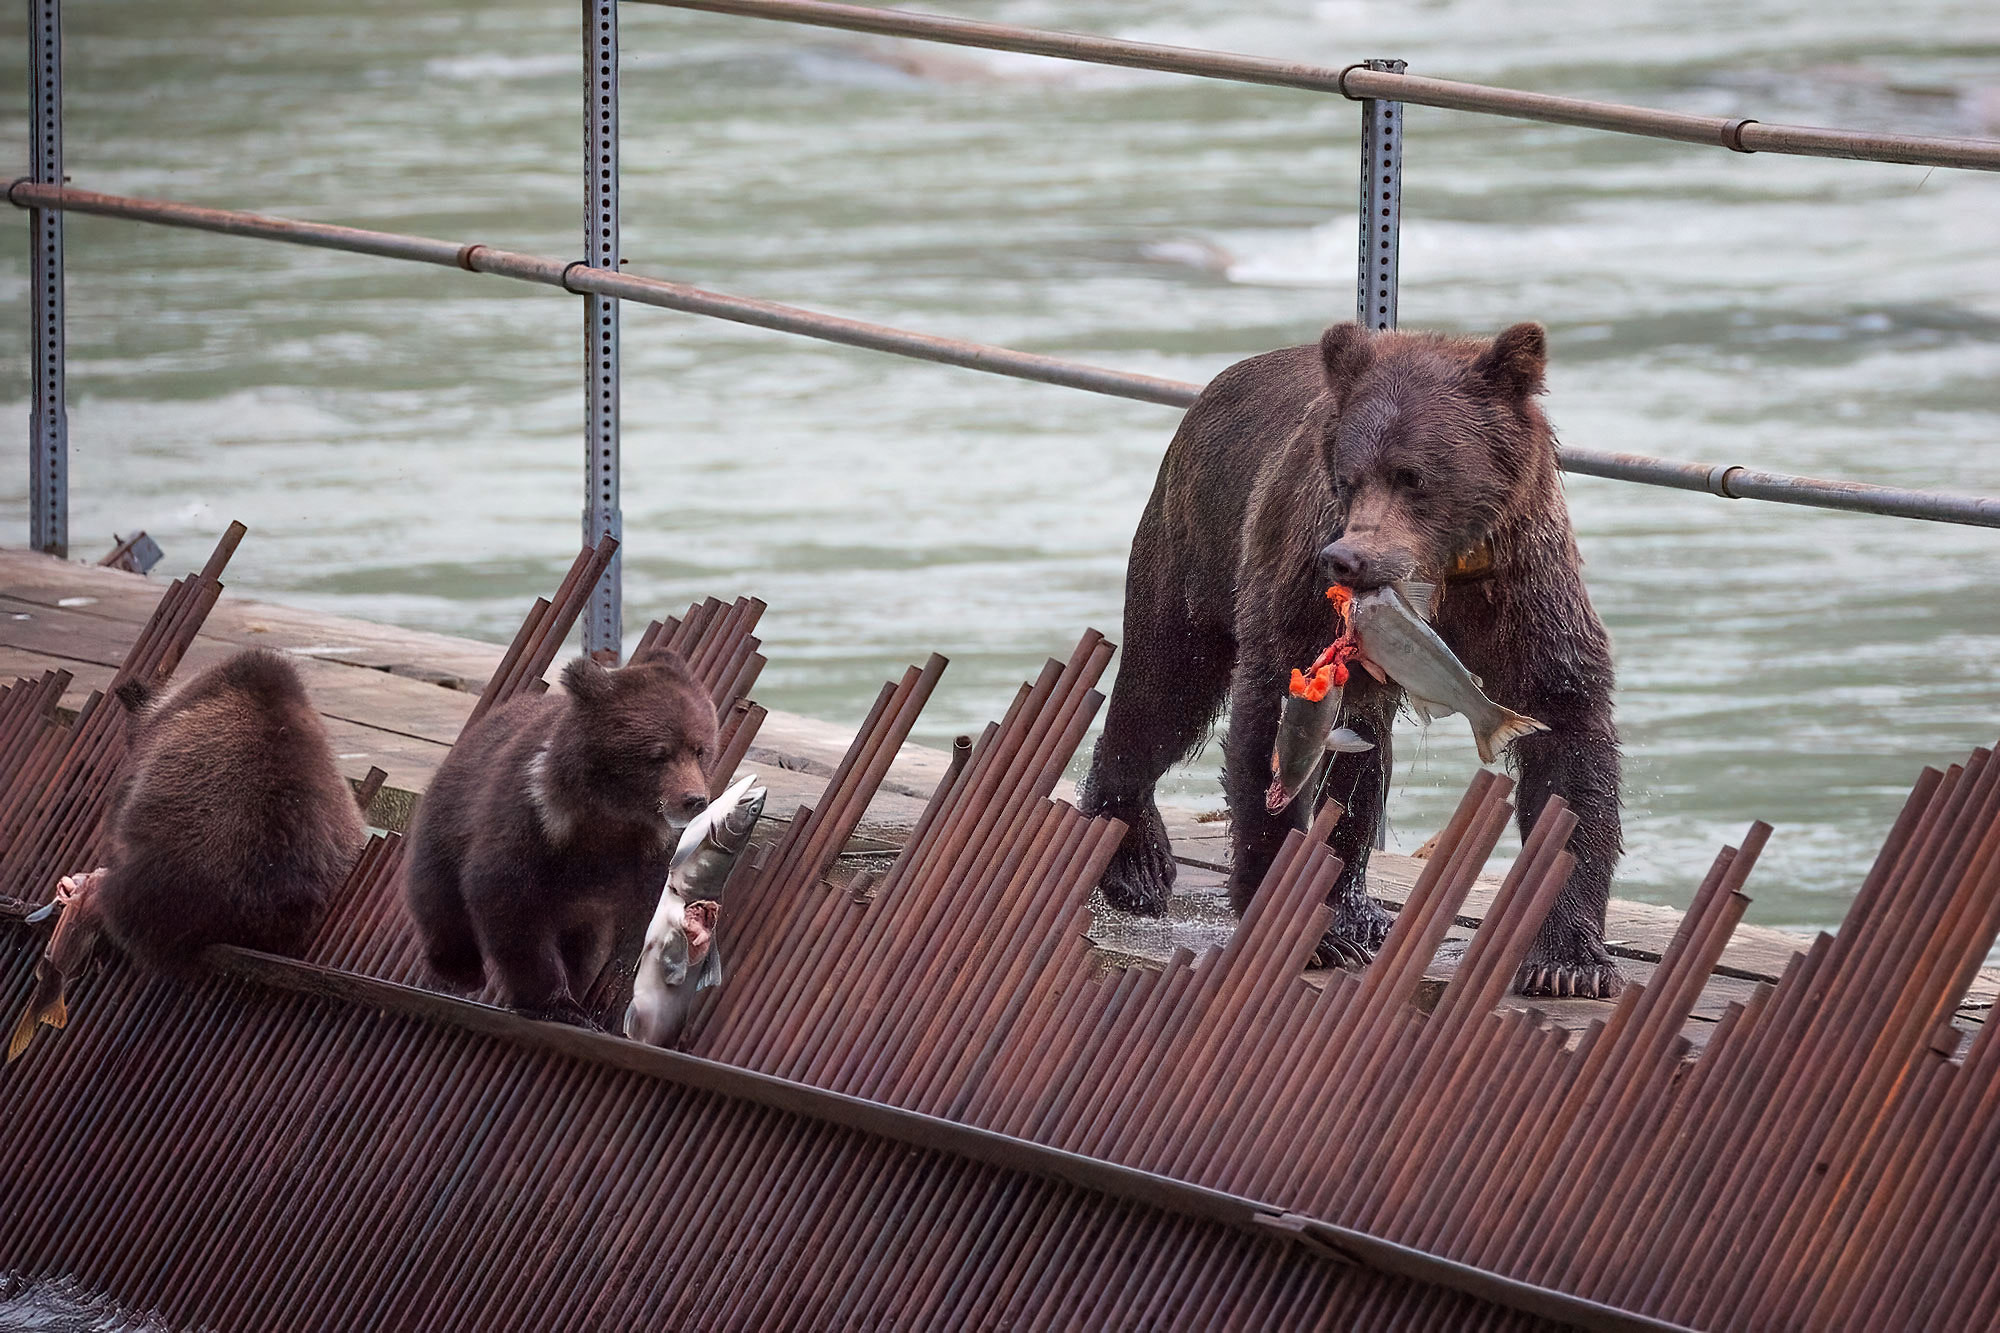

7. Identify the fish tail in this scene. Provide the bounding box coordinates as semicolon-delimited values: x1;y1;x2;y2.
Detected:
1476;709;1551;765
6;965;71;1063
6;1008;37;1063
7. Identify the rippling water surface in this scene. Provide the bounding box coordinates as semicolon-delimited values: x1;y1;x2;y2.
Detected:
1;0;1997;930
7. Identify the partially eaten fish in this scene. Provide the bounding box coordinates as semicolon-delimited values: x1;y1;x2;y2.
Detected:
1267;586;1374;814
7;870;107;1063
624;773;766;1049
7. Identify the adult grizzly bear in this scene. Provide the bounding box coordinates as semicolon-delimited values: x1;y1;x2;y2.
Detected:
404;653;718;1026
1080;322;1623;998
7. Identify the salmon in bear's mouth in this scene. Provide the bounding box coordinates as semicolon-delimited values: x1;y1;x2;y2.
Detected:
1266;587;1362;814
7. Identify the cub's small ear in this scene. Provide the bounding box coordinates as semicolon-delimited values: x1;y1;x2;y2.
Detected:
561;655;616;707
640;646;694;678
1472;322;1547;398
113;678;154;714
1319;322;1373;396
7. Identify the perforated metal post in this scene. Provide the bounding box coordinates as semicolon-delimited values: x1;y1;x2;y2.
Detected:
28;0;67;557
582;0;622;659
1357;58;1405;851
1355;57;1405;333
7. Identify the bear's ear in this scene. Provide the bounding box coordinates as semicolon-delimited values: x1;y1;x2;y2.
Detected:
561;655;616;708
642;647;693;678
113;678;155;715
1471;322;1547;398
1319;322;1373;396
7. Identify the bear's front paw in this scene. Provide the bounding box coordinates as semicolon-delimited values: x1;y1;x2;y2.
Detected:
1515;937;1625;1000
1098;809;1178;917
1311;893;1393;970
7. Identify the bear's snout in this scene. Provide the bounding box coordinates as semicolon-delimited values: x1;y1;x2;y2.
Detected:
671;790;709;819
1318;539;1407;590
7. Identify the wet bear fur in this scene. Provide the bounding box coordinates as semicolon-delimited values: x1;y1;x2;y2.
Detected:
96;649;366;975
1080;322;1625;998
403;653;717;1026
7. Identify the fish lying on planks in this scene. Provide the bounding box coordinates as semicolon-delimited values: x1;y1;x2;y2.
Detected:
1347;581;1548;764
7;870;106;1063
625;773;767;1048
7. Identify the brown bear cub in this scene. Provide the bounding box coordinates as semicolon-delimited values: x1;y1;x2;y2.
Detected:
95;649;367;974
1081;322;1623;998
403;653;718;1026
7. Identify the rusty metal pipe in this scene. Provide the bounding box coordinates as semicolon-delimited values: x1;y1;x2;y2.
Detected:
621;0;2000;171
14;180;2000;529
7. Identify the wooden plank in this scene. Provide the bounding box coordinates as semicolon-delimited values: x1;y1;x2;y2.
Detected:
0;550;506;687
1;550;954;806
1;602;480;746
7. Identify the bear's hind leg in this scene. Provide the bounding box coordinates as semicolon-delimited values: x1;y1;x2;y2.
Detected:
469;884;594;1026
404;850;485;993
1082;610;1233;918
1312;703;1395;968
1221;663;1395;976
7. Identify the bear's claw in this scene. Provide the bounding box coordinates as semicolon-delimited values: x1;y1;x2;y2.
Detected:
1514;959;1625;1000
1310;892;1394;971
1311;935;1373;970
1097;803;1178;918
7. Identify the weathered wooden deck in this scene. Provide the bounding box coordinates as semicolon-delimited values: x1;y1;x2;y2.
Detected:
3;545;1990;1050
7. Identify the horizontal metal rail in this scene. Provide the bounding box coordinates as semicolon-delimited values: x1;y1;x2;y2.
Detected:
626;0;2000;173
14;179;2000;529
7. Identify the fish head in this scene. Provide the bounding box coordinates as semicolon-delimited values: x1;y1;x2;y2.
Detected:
1313;322;1552;590
671;775;766;874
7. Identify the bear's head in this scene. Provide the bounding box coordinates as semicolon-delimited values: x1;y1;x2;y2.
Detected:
1313;321;1552;590
552;652;719;835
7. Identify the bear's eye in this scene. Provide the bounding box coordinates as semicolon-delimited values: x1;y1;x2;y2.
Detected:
1392;469;1424;493
649;743;669;763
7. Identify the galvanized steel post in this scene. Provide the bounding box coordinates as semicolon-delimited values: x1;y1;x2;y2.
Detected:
1354;57;1405;333
1354;57;1404;851
582;0;623;659
28;0;67;557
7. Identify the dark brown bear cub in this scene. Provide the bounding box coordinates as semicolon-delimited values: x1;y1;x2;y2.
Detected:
95;649;366;974
403;653;717;1026
1080;322;1624;998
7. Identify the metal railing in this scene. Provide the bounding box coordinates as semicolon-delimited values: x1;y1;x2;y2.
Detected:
17;0;2000;653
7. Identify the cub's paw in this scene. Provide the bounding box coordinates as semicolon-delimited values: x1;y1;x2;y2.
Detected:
1311;894;1394;970
1515;939;1625;1000
1098;814;1177;918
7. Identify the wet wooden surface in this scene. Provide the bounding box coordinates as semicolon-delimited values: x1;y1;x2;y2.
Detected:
4;545;1991;1047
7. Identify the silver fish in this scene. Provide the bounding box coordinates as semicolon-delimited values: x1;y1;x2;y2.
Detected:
1348;582;1548;764
1266;687;1376;814
669;772;767;905
624;773;765;1048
